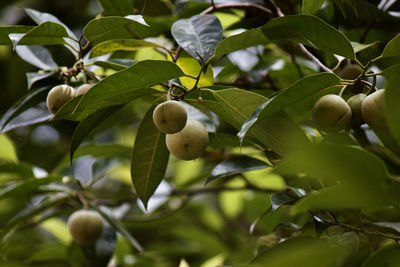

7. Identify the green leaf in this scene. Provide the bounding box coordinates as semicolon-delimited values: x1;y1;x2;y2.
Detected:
0;135;18;163
70;106;123;161
207;156;269;184
91;60;130;71
171;14;223;63
380;34;400;59
131;105;170;209
302;0;326;14
275;143;395;212
16;45;58;70
97;0;134;16
382;65;400;147
262;15;355;59
0;26;34;45
54;60;183;121
270;188;305;211
89;39;163;58
239;73;340;143
83;16;150;46
0;161;33;176
361;245;400;267
251;233;358;267
26;71;55;89
9;22;70;48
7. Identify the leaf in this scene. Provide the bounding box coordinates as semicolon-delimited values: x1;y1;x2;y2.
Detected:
53;60;183;121
275;143;395;212
270;188;305;211
89;39;163;58
262;15;355;59
70;106;123;161
251;233;358;267
207;156;269;184
0;87;52;133
239;73;340;144
302;0;326;14
91;60;130;71
361;245;400;267
0;161;33;176
0;135;18;162
131;106;170;208
0;26;34;45
16;45;58;70
382;65;400;147
172;14;223;63
26;71;55;89
97;0;134;16
9;21;71;49
83;16;150;46
380;34;400;59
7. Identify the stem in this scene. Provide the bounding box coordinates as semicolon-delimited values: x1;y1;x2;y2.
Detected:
298;44;333;73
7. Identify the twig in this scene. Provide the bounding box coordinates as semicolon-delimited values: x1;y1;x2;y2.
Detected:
298;44;333;73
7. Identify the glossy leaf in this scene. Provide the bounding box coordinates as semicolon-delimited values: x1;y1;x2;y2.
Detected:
270;189;305;211
239;73;340;144
54;60;183;121
302;0;326;14
89;39;163;58
83;16;150;45
380;34;400;59
26;71;55;89
131;106;170;208
262;15;355;59
70;106;123;162
16;45;58;70
0;26;34;45
207;156;269;184
171;14;223;63
361;245;400;267
97;0;134;16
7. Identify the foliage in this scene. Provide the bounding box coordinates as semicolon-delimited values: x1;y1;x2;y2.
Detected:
1;0;400;266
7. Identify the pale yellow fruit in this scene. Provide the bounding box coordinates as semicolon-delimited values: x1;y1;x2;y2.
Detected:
361;89;387;131
312;94;352;132
67;210;103;245
76;83;94;96
153;100;187;134
347;93;366;126
166;120;209;160
339;64;364;94
46;85;75;114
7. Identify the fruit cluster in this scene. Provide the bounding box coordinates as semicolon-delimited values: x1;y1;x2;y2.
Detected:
152;100;209;160
46;83;94;114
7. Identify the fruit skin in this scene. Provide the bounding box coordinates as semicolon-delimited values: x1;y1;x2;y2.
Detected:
166;120;209;160
76;83;94;96
339;64;364;94
347;94;367;126
67;210;103;245
312;94;352;132
46;85;75;114
361;89;387;131
153;100;187;134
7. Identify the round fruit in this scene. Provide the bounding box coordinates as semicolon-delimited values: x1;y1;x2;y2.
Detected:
153;100;187;134
312;94;352;132
361;89;387;131
67;210;103;245
76;83;94;96
339;64;364;94
347;93;366;126
46;85;75;114
166;120;209;160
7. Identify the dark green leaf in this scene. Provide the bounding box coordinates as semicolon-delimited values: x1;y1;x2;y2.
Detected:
380;34;400;59
97;0;134;16
91;60;130;71
70;106;123;161
239;73;340;144
83;16;150;46
270;189;305;211
0;26;34;45
131;106;170;208
302;0;326;14
262;15;355;59
16;45;58;70
0;161;33;177
26;71;55;89
207;156;269;184
89;39;163;58
361;245;400;267
172;14;223;63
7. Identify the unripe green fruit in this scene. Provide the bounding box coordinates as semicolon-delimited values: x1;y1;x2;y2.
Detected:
76;83;94;96
46;85;75;114
361;89;387;131
166;120;209;160
312;94;352;132
153;100;187;134
347;94;366;126
67;210;103;245
339;64;364;94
